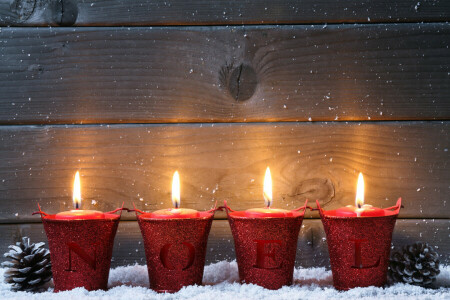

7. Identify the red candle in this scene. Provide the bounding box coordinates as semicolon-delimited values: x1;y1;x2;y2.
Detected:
326;173;388;217
140;171;199;219
54;171;105;220
244;167;294;218
245;207;293;217
55;209;105;220
146;208;199;219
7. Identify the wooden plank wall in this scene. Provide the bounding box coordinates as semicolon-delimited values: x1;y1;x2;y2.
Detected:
1;0;449;26
0;0;448;267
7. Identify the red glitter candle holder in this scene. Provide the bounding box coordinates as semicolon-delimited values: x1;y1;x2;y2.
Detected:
34;205;126;292
317;198;402;290
224;200;308;290
134;205;216;293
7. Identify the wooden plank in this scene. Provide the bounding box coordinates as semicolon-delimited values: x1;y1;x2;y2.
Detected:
0;24;449;124
0;0;449;26
0;122;448;222
0;220;448;268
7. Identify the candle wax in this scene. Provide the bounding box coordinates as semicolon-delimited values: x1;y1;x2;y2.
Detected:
334;204;385;217
145;208;200;219
245;207;294;218
55;209;105;220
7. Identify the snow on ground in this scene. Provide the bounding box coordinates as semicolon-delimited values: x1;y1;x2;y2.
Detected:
1;261;449;300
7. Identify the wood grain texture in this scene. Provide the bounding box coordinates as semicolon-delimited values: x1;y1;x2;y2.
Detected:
0;24;449;124
0;0;449;26
0;220;448;268
0;122;448;222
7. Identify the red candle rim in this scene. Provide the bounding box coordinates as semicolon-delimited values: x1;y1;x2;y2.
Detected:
321;208;398;218
138;210;213;220
316;198;401;219
42;213;120;221
228;209;304;219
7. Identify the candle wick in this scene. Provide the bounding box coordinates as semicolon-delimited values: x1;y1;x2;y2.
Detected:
357;203;362;209
75;202;79;210
174;202;179;209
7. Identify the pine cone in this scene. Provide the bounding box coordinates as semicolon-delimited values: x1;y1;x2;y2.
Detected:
388;242;440;286
2;237;52;292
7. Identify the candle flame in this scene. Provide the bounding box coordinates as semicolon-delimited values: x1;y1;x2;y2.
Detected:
172;171;180;208
263;167;272;207
355;172;364;208
73;171;81;209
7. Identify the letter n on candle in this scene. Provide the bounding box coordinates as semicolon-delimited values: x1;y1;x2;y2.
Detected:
65;242;99;271
253;240;282;269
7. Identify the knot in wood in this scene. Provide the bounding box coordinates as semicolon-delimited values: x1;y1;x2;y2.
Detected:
293;178;335;206
27;64;44;74
221;64;257;101
10;0;36;21
53;0;78;26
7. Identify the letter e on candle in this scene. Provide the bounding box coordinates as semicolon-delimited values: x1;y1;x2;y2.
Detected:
253;240;282;269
